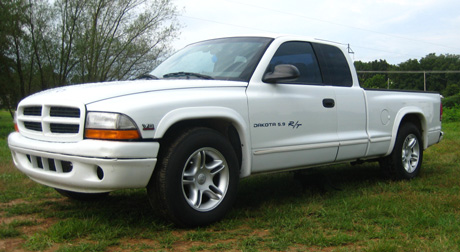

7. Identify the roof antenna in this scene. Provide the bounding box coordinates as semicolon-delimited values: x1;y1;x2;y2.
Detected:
347;44;354;54
347;44;355;60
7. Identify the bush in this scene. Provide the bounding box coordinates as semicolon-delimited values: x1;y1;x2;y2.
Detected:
443;105;460;122
442;94;460;108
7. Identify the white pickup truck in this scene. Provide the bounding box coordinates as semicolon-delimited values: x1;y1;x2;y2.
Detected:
8;35;443;226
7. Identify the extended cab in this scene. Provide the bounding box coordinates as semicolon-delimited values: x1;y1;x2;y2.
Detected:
8;35;443;226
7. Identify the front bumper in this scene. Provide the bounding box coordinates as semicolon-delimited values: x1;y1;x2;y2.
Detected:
8;132;159;193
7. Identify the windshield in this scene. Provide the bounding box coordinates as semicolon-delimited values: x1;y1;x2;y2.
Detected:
151;37;273;82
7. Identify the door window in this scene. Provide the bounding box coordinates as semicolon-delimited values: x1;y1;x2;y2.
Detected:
312;43;353;87
266;42;322;84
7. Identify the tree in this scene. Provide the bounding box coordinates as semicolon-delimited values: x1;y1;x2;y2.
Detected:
355;59;392;88
55;0;180;84
26;0;56;91
420;53;460;93
356;54;460;94
0;0;180;114
0;0;29;116
362;74;388;89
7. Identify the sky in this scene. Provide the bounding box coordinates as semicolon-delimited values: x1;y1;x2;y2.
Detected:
171;0;460;64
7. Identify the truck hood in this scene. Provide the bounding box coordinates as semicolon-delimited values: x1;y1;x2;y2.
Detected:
23;79;248;105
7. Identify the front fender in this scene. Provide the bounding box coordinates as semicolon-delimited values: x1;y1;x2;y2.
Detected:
154;107;252;178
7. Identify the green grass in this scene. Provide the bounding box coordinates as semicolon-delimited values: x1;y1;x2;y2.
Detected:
0;110;14;166
1;109;460;251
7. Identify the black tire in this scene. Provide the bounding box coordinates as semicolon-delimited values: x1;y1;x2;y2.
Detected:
55;189;109;201
380;122;423;180
147;128;239;227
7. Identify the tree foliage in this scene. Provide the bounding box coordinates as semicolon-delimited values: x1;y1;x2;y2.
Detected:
0;0;179;113
355;54;460;101
0;0;29;116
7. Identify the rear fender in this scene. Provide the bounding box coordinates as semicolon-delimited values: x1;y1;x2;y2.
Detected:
386;107;427;156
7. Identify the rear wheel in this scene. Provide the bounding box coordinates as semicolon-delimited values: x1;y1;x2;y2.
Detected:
380;122;423;180
147;128;239;227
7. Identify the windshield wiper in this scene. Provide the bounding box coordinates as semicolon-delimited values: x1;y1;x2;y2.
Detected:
135;74;158;80
163;72;214;80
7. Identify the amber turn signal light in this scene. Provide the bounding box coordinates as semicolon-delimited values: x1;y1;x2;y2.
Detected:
85;129;140;140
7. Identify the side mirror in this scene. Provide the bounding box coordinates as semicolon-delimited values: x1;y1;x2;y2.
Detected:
263;64;300;83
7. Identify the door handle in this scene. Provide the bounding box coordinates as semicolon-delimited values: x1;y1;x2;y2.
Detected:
322;98;335;108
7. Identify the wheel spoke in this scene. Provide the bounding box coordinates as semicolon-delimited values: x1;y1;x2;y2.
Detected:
198;150;206;169
208;161;225;175
407;138;417;149
407;165;414;173
194;190;203;207
206;185;223;200
184;184;198;204
183;168;196;177
184;154;200;177
206;159;223;169
183;176;195;185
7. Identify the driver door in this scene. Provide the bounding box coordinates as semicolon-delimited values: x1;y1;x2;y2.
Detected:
247;41;339;173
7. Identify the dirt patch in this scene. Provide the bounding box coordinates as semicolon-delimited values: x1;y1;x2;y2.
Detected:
0;198;29;208
106;238;159;252
0;198;61;252
0;238;26;252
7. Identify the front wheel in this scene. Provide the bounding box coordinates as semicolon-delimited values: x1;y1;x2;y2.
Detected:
380;122;423;180
147;128;239;227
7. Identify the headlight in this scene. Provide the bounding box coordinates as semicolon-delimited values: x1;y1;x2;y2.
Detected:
85;112;141;140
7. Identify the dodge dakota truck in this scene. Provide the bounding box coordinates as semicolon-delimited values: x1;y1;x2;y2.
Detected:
8;35;443;226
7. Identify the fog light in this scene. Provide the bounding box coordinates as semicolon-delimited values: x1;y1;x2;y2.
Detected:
96;166;104;180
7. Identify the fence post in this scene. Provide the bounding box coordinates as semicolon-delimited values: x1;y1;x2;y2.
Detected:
424;71;426;91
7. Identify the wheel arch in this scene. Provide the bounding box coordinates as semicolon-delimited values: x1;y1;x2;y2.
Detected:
386;107;427;156
154;107;252;177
